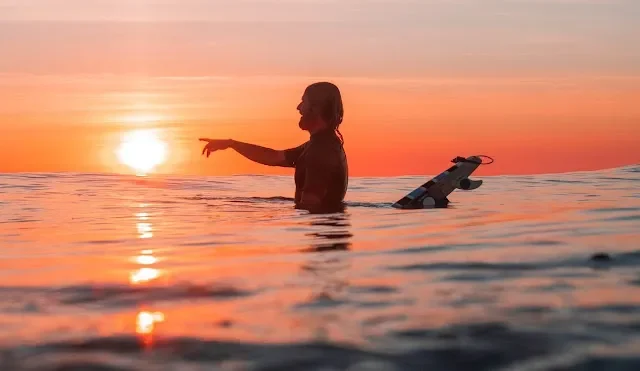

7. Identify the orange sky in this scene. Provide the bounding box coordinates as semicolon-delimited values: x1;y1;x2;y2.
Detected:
0;1;639;176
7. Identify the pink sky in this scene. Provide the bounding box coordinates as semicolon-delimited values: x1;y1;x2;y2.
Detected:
0;0;638;176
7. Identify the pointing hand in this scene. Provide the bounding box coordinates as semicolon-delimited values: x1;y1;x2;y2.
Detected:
199;138;232;158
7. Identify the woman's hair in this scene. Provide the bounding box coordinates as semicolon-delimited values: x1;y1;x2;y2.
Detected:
305;82;344;144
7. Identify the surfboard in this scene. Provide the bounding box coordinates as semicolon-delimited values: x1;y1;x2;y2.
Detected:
392;156;484;209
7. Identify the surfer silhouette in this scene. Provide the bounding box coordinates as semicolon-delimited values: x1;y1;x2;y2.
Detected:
200;82;348;213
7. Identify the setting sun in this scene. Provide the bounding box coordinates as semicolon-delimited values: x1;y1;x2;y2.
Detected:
116;129;167;175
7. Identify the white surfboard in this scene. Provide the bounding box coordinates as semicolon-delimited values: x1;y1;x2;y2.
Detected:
392;156;484;209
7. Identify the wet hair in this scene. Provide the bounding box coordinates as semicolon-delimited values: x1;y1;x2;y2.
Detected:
304;82;344;144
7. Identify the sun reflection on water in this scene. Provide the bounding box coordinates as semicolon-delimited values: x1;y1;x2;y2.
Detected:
130;207;161;284
130;267;159;284
137;311;165;334
136;220;153;239
136;254;157;265
129;248;161;285
129;204;165;348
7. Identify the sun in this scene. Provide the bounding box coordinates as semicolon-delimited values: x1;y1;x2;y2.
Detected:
116;129;167;175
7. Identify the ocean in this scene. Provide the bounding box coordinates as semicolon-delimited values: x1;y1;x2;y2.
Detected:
0;165;639;370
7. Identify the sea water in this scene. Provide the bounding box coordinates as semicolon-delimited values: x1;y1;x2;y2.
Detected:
0;166;639;370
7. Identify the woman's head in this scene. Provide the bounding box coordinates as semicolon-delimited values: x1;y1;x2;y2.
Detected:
297;82;344;137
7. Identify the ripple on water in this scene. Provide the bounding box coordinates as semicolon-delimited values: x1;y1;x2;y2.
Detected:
389;262;540;272
14;284;252;309
390;243;480;255
6;320;638;371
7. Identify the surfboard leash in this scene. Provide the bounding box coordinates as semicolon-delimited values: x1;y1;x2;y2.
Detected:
451;155;494;165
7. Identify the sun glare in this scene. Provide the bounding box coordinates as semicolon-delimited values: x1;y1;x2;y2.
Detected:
122;113;165;125
117;129;167;175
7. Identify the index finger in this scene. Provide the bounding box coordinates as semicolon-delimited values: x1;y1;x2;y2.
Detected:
198;138;211;142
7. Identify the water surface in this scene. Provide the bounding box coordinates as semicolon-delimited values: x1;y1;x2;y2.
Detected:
1;166;639;370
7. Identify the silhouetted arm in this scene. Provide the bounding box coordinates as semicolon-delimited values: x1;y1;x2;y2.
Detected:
229;140;288;167
200;138;304;167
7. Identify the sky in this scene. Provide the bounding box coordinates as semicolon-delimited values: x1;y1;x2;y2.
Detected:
0;0;639;176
